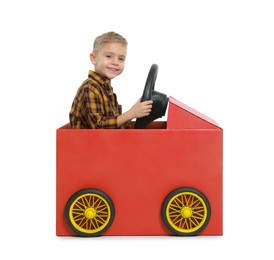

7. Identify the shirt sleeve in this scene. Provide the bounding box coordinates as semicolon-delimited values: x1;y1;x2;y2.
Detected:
118;104;131;129
83;87;118;129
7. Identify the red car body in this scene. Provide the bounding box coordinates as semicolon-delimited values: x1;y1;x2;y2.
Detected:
56;97;223;236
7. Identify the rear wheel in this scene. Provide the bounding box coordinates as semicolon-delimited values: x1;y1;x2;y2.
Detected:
65;188;115;237
162;187;211;236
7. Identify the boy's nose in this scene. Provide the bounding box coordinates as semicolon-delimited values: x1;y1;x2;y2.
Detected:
112;58;118;65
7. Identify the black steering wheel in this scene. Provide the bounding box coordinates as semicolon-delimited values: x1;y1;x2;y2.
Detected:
140;64;159;102
135;64;168;129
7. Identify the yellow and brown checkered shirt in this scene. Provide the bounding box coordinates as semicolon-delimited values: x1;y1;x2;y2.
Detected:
69;71;130;129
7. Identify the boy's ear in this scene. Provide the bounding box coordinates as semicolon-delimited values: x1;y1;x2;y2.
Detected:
90;52;96;65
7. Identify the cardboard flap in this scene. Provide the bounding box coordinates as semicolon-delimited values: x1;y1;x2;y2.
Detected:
167;97;221;129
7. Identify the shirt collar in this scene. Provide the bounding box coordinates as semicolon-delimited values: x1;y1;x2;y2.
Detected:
88;70;113;95
88;70;111;85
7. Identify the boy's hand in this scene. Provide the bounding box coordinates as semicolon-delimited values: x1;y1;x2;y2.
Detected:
130;99;153;119
117;99;153;127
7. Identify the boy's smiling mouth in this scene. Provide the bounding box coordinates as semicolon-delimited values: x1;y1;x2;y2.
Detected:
107;67;119;72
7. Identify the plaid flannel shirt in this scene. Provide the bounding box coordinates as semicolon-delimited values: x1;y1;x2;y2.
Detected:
69;70;131;129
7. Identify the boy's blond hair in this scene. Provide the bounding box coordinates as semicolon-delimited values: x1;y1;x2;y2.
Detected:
93;32;128;54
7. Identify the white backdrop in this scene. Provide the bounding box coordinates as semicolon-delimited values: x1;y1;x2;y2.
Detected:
1;0;273;259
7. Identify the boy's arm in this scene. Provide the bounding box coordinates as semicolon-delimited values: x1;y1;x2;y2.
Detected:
84;87;153;128
84;88;119;128
117;110;134;128
117;99;153;127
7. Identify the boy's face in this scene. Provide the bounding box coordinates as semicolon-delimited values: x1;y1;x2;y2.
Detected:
90;43;127;80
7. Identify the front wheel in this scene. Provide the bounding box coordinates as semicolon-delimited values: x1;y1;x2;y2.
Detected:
65;188;115;237
162;187;211;236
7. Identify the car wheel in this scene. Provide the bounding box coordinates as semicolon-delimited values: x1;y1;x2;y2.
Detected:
162;187;211;236
65;188;115;237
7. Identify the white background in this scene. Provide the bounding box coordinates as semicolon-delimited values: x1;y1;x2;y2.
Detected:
1;0;273;259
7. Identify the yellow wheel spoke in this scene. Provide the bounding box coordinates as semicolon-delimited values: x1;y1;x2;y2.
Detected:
78;216;87;227
184;194;191;205
189;217;199;227
183;219;189;229
171;215;181;223
87;195;92;206
193;211;204;218
83;196;88;206
90;218;98;229
169;205;181;213
169;212;182;218
75;200;86;209
92;197;100;207
190;199;201;208
95;199;103;208
95;216;107;225
73;212;84;219
174;197;182;207
82;218;90;228
74;215;85;222
174;215;185;225
72;209;84;214
96;204;107;211
192;215;203;222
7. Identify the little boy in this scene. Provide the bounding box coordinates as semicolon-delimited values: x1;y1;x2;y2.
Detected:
69;32;153;129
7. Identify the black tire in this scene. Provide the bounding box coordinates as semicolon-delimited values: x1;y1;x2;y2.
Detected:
162;187;211;236
65;188;115;237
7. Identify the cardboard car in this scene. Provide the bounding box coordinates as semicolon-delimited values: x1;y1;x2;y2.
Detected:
56;65;223;237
